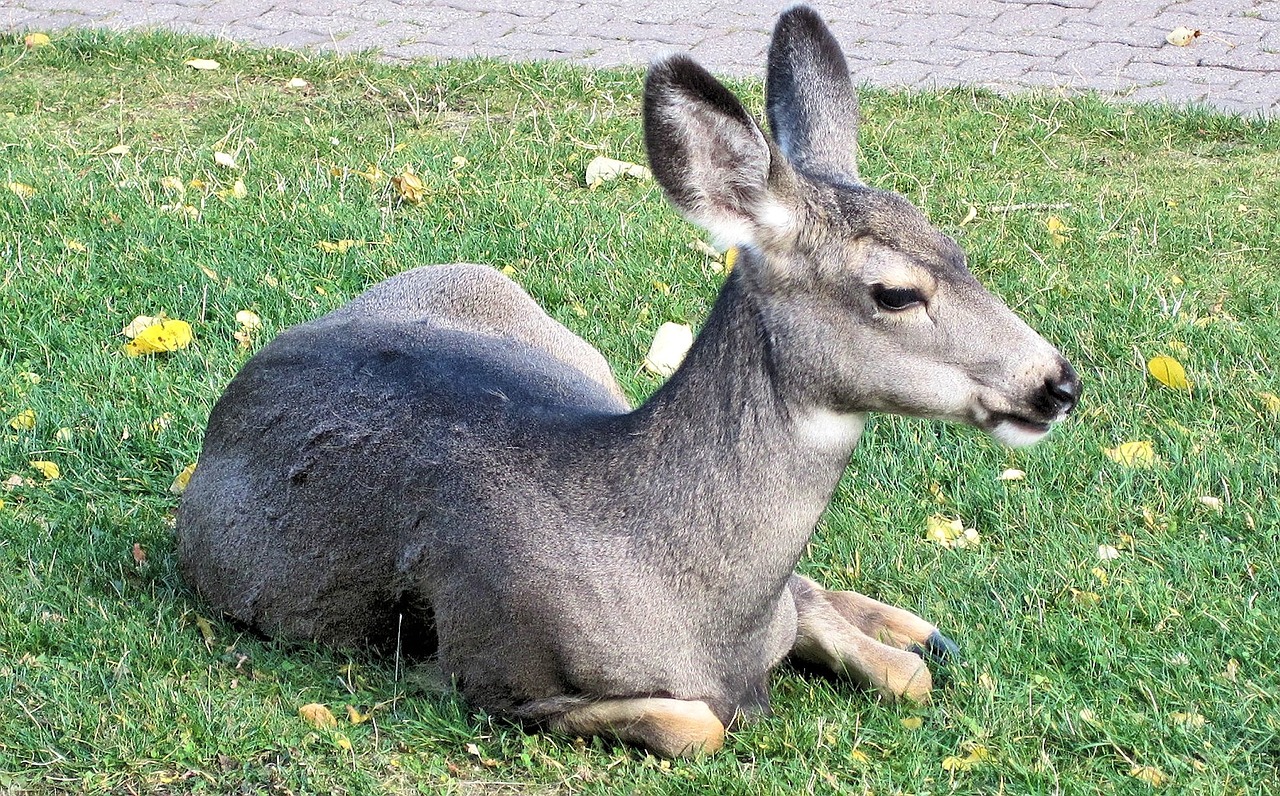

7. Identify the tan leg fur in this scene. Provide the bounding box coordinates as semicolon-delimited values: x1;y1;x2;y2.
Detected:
550;697;725;758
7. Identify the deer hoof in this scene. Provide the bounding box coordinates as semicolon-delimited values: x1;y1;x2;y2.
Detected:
909;629;961;664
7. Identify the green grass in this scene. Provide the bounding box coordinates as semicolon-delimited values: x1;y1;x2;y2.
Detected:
1;27;1278;795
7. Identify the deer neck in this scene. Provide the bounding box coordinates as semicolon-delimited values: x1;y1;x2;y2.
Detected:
615;270;865;581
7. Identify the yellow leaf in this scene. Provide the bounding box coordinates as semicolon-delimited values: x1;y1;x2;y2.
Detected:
213;151;237;169
55;427;73;442
298;703;338;730
316;239;363;254
184;58;221;70
122;315;161;338
996;468;1026;481
334;733;352;751
346;704;370;725
218;178;248;200
1257;392;1280;415
724;247;738;273
170;463;197;495
1069;588;1101;607
1130;765;1169;786
1046;215;1070;246
941;746;989;772
1103;440;1156;468
391;168;426;204
900;716;924;730
193;615;216;645
8;410;36;431
7;182;35;199
1147;355;1191;391
1168;711;1206;728
849;749;870;765
24;32;52;49
1197;495;1222;513
926;515;980;549
29;460;60;480
123;319;193;356
64;239;88;253
103;144;131;156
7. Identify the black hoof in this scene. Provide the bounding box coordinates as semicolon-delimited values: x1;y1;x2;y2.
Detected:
909;630;961;664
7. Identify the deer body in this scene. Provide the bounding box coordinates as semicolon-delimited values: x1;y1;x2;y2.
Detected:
179;6;1079;757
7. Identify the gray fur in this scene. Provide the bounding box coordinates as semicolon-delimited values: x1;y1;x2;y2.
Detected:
178;5;1079;733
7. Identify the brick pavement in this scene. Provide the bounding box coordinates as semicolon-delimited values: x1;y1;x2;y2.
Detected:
2;0;1277;116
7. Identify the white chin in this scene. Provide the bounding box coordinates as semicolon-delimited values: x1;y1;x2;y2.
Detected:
990;419;1052;448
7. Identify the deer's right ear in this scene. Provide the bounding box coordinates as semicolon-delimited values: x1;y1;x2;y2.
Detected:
644;55;799;249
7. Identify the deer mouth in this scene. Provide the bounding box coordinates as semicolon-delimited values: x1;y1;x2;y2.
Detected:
987;412;1054;448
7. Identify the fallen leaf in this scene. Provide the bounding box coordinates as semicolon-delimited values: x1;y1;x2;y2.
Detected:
1130;764;1169;786
158;203;199;220
102;144;131;157
193;615;216;645
334;733;353;751
346;705;370;725
1168;711;1206;728
900;716;924;730
585;155;651;189
1070;588;1101;607
159;175;186;196
1147;355;1191;391
213;151;237;169
1223;659;1239;681
298;703;337;729
64;239;88;253
198;265;219;282
7;182;35;199
316;239;363;254
123;319;193;356
132;542;146;565
54;427;73;442
184;58;221;70
8;410;36;431
1256;392;1280;415
24;32;52;49
850;749;870;765
29;460;60;480
1046;215;1069;246
724;246;738;272
959;204;978;226
391;168;426;204
451;155;468;169
997;468;1026;481
926;515;980;549
942;745;991;772
1103;440;1156;468
642;322;693;377
286;77;310;89
170;463;197;495
122;315;162;338
1166;26;1201;46
1097;544;1121;561
236;310;262;331
218;178;248;199
1197;495;1222;512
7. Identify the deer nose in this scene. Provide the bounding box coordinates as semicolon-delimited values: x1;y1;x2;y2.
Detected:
1044;362;1081;416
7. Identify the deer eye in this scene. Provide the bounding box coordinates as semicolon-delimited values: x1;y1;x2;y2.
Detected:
871;285;925;311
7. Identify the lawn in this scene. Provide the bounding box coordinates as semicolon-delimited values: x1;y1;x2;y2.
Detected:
1;27;1277;795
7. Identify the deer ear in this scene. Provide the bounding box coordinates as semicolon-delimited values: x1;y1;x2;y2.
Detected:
644;54;800;249
766;4;861;181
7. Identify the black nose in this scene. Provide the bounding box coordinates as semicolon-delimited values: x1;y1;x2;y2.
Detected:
1044;362;1081;416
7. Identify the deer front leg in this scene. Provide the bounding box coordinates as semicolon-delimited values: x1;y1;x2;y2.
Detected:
788;575;958;702
549;697;725;758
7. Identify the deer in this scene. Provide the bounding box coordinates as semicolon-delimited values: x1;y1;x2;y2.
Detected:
176;4;1080;759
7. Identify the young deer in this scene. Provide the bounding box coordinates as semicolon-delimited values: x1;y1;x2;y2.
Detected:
178;5;1079;758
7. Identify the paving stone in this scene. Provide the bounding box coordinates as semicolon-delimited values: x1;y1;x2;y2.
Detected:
1;0;1273;116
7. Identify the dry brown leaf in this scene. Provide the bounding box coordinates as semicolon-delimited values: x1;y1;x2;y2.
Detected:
298;703;338;729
